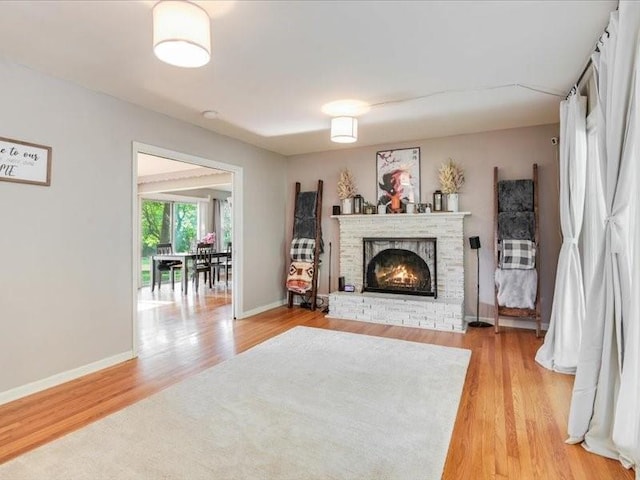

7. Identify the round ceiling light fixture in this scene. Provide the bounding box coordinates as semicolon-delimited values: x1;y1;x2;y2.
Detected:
330;116;358;144
153;1;211;68
322;99;369;144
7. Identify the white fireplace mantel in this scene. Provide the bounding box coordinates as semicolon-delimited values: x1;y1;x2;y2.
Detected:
330;212;471;220
329;212;471;332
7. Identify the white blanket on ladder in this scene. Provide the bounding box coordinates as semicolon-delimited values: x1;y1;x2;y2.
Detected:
494;268;537;310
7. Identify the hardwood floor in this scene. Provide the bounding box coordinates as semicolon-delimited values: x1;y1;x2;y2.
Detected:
0;287;632;479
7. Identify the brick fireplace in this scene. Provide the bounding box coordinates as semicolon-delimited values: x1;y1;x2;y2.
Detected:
328;212;470;332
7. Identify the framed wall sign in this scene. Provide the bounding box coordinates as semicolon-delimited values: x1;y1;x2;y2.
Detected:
376;147;420;211
0;136;52;186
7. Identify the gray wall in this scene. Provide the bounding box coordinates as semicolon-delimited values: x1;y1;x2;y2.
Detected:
286;124;561;324
0;60;287;395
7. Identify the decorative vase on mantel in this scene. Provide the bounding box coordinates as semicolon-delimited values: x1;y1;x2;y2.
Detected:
337;169;357;215
438;158;464;213
447;193;459;212
342;197;354;215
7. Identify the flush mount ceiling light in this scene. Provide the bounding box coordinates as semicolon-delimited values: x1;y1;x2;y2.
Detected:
153;0;211;68
330;116;358;143
322;99;369;144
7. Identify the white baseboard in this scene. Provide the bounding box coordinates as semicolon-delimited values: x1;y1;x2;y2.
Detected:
0;350;134;406
238;298;287;319
465;315;549;332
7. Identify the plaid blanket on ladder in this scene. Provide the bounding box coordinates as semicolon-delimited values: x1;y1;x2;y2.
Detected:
290;238;316;263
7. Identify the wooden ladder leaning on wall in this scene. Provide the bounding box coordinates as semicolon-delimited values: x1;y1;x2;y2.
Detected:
287;180;323;311
493;164;542;337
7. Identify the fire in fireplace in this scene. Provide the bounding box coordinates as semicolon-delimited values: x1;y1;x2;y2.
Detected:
363;238;437;297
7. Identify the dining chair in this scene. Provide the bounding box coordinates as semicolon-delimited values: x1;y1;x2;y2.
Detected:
155;243;183;291
193;242;213;292
210;242;232;287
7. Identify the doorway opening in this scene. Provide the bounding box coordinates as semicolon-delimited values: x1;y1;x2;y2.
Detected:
131;143;243;357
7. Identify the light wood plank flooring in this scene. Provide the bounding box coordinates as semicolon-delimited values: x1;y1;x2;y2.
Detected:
0;287;632;479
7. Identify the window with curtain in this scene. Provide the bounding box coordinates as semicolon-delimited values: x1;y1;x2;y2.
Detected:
140;199;200;286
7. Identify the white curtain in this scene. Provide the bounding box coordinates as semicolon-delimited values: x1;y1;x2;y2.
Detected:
581;109;607;333
211;198;223;251
567;2;640;473
612;22;640;472
198;199;209;240
535;94;587;374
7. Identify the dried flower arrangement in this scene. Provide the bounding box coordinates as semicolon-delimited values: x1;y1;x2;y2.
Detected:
438;159;465;194
337;169;357;199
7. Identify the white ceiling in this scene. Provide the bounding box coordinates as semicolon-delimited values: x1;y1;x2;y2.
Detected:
137;153;231;192
0;1;615;156
137;153;206;176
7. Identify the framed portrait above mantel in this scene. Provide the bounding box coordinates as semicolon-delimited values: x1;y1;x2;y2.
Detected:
0;136;52;186
376;147;420;212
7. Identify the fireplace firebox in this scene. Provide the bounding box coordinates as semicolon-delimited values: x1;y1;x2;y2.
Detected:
363;237;437;297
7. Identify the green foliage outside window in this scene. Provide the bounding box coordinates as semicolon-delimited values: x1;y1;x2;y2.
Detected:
140;201;198;287
141;200;171;257
174;203;197;252
141;200;198;256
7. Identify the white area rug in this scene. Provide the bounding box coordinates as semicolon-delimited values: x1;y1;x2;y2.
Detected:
0;327;471;480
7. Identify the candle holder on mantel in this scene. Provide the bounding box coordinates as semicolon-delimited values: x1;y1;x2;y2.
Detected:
433;190;443;211
353;194;363;214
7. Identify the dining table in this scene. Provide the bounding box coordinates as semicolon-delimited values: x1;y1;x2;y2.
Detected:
151;250;231;295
